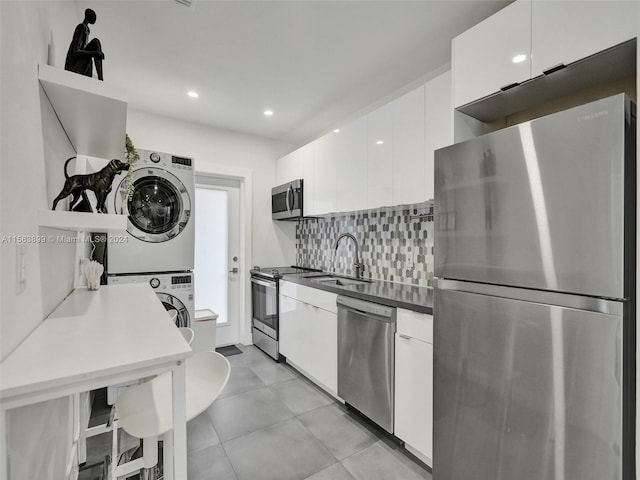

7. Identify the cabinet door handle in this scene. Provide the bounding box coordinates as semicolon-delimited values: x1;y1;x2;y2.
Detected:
499;82;519;92
542;63;566;76
399;334;412;340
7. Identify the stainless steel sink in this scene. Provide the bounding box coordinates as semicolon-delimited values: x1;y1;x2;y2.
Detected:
308;275;372;287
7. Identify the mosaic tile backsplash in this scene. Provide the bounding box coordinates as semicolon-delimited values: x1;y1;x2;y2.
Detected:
296;202;434;287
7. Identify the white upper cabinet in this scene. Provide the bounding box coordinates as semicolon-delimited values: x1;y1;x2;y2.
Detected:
313;133;337;215
393;85;426;206
274;74;453;214
276;149;304;186
277;143;314;215
424;70;453;201
335;117;368;212
301;143;315;216
453;0;639;110
367;103;394;209
530;0;639;78
452;0;532;108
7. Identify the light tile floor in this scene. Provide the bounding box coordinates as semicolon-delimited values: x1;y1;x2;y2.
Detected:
82;345;432;480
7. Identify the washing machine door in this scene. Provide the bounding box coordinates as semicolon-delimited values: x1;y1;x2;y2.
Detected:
157;293;190;328
115;168;191;243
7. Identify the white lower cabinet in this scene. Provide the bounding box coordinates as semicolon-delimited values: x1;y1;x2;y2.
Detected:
280;283;435;463
309;304;338;392
279;294;312;373
394;309;433;465
279;282;338;394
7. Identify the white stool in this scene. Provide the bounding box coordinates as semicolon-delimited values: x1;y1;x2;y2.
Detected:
111;351;230;479
107;310;188;405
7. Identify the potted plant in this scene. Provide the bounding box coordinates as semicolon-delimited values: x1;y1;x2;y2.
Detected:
122;133;139;198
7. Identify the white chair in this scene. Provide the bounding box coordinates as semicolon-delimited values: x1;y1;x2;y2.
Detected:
111;351;231;479
107;310;187;405
178;326;195;346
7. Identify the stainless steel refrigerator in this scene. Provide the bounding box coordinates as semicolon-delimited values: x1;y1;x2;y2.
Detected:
433;94;636;480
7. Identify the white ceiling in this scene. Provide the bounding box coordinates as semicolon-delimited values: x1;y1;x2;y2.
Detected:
75;0;511;145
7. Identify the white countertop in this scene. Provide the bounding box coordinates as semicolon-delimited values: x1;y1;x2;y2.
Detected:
0;284;192;403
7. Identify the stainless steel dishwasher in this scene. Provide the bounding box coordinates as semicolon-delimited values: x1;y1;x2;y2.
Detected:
337;295;396;433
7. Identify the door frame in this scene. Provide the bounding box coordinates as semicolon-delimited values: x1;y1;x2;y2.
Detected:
196;166;253;346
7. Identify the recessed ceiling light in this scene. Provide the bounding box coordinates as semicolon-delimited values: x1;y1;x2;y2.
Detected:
376;140;384;145
187;91;199;98
264;110;274;116
512;54;527;64
333;129;340;133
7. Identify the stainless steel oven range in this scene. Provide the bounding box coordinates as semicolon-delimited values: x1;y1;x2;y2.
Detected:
250;265;321;361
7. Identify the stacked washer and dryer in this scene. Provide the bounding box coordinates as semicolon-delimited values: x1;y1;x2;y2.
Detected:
106;148;195;335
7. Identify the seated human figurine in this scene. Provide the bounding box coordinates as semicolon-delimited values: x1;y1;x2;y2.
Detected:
64;8;104;80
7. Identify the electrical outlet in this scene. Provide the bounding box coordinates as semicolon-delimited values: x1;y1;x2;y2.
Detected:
16;244;26;294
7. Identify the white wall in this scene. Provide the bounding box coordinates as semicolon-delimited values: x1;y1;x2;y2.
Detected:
1;2;84;478
0;0;79;360
126;108;296;267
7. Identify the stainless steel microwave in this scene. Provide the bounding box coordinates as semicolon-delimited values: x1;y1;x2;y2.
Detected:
272;179;303;220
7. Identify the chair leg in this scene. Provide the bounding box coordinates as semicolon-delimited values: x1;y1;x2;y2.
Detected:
143;435;159;469
111;419;119;479
162;432;174;480
110;420;159;479
139;440;160;480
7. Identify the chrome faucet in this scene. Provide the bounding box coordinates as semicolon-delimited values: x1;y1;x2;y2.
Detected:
333;233;363;279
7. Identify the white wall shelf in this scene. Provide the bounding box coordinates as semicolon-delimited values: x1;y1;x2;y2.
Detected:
39;209;126;233
38;64;128;160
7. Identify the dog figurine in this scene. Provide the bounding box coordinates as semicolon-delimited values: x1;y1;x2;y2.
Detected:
52;157;130;213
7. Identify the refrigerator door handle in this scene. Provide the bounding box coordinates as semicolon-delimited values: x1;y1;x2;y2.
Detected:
436;279;623;316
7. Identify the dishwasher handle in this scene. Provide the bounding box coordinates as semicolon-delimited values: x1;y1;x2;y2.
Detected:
337;295;396;322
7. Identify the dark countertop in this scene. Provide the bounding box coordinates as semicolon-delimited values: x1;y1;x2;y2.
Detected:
281;272;433;315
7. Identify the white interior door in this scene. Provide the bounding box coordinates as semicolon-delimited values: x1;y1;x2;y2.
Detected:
195;178;241;347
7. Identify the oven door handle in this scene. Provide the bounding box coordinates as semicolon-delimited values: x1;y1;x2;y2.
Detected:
251;277;276;289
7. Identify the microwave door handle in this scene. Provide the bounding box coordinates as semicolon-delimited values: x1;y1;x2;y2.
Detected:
286;184;293;214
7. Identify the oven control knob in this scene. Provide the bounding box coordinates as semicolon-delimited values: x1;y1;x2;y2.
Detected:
150;278;161;289
149;152;161;163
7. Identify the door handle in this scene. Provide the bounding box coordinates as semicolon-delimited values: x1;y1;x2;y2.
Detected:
286;184;293;214
542;63;566;75
229;267;239;274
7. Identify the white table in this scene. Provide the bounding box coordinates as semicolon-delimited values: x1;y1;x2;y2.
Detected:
0;284;192;480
